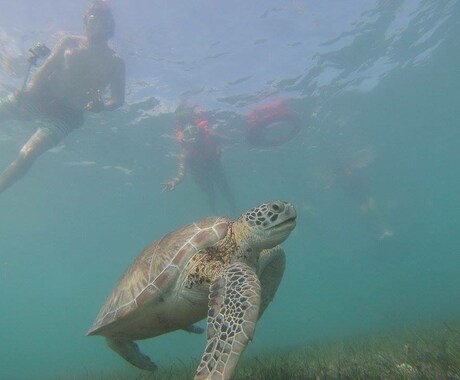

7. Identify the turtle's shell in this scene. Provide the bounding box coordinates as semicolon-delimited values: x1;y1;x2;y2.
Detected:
87;216;230;336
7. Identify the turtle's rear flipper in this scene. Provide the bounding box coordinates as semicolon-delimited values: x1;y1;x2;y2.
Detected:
106;338;157;372
195;262;261;380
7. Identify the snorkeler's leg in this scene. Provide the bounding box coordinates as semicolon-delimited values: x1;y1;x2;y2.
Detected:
213;162;237;214
193;168;217;213
206;183;217;214
0;128;57;194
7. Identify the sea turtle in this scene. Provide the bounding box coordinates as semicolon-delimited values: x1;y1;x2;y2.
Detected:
87;200;296;379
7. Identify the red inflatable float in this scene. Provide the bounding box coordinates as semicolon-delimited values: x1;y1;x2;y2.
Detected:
246;99;302;147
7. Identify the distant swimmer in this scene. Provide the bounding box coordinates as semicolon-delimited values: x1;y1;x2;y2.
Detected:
246;98;302;147
162;105;237;214
339;148;394;241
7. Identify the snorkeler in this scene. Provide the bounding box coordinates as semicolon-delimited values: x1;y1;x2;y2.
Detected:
162;106;237;214
0;0;125;194
246;98;302;148
338;148;393;240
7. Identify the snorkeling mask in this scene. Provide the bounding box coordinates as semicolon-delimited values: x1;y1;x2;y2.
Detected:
84;1;115;40
181;124;199;143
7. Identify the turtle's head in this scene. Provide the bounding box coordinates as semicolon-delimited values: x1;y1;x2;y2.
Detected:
235;200;296;252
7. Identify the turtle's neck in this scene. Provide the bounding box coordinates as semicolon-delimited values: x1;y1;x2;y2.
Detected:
217;221;259;267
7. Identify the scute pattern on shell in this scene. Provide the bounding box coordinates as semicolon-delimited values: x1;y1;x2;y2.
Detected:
87;217;230;335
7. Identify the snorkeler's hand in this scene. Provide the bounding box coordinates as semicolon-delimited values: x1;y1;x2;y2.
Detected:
161;180;177;192
85;98;105;113
85;89;105;112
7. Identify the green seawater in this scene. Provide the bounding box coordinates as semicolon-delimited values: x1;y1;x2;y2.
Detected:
1;1;459;379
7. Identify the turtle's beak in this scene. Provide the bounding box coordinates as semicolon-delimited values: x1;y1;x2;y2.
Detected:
278;216;296;228
264;216;296;248
272;217;296;234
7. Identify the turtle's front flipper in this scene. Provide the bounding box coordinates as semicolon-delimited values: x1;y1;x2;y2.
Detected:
195;262;261;380
256;246;286;319
106;338;157;372
184;324;205;334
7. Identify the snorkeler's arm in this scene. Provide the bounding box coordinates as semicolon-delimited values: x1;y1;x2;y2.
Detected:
27;36;77;92
85;56;125;113
174;152;187;184
104;56;125;111
161;151;187;191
